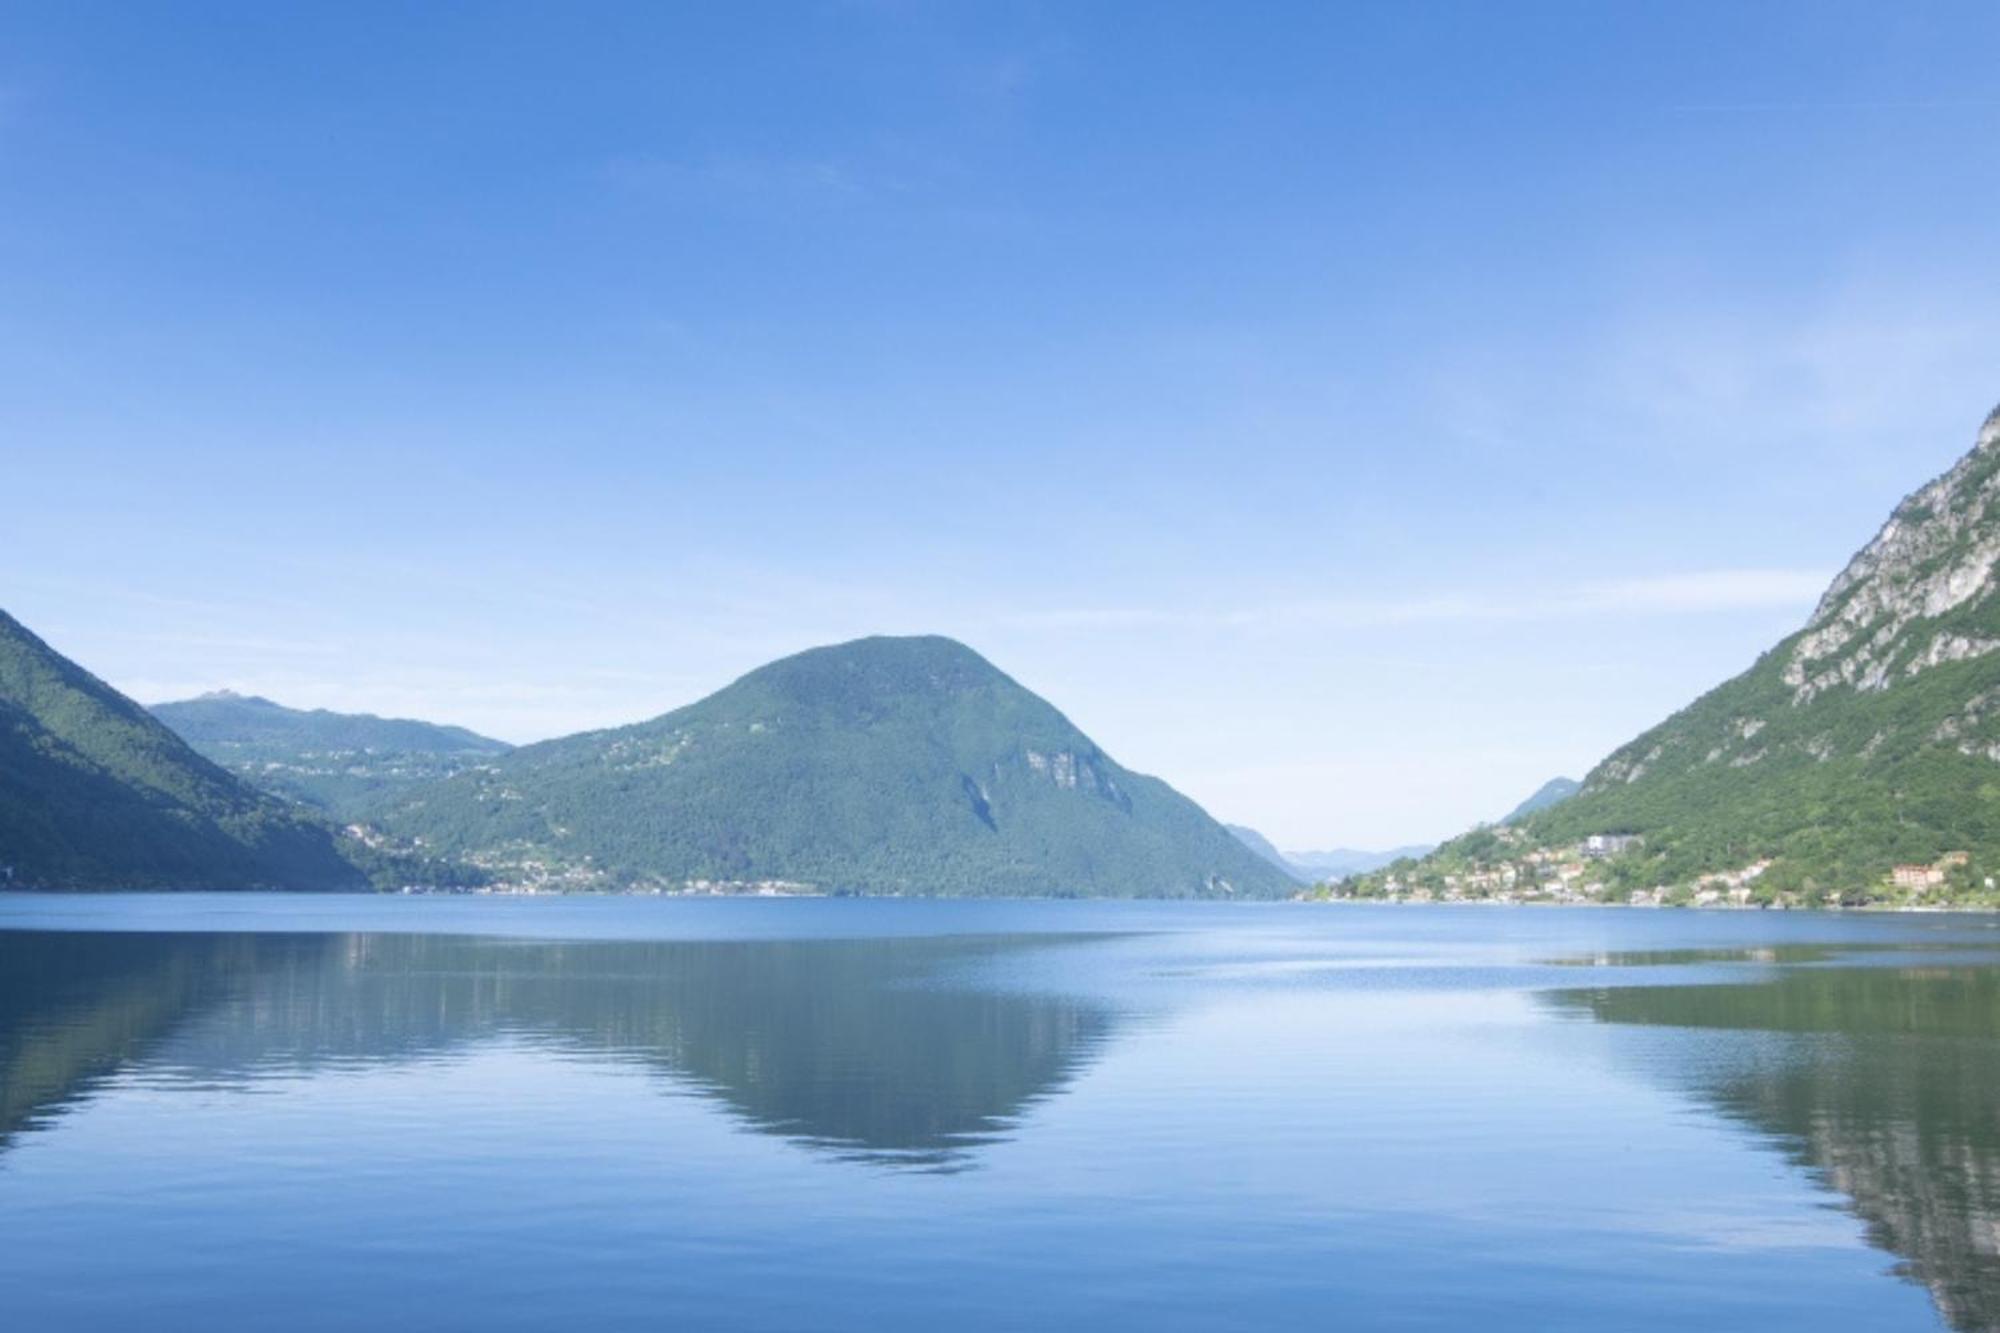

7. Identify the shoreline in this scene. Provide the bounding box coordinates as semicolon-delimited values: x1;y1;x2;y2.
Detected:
2;886;1998;917
1298;894;2000;914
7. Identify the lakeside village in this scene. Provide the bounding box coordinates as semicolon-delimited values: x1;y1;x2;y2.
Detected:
344;825;822;897
352;824;1988;907
1309;826;1990;909
395;871;821;898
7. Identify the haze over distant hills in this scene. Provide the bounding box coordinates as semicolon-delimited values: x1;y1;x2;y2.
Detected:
1224;825;1296;876
1231;776;1577;882
0;611;365;891
1285;845;1436;879
1227;826;1437;882
377;636;1295;898
1237;801;1613;878
152;691;510;816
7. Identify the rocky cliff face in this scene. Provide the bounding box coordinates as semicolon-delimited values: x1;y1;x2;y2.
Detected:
1786;405;2000;705
1512;403;2000;898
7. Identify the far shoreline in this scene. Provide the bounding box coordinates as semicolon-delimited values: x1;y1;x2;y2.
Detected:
2;887;1999;918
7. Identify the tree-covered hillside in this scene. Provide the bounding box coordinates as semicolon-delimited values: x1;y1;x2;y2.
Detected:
1500;777;1579;825
0;610;367;890
376;635;1294;898
152;691;510;816
1226;824;1302;878
1335;404;2000;907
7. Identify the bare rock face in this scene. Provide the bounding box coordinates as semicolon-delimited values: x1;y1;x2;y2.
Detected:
1785;408;2000;705
1488;401;2000;898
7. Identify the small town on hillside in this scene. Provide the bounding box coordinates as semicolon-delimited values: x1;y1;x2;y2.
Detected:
1310;826;1987;909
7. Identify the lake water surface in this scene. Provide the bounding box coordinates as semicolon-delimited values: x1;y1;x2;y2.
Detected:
3;895;1998;1330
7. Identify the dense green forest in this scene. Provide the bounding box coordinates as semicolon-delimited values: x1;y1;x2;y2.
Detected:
152;691;510;816
374;635;1296;898
0;610;367;890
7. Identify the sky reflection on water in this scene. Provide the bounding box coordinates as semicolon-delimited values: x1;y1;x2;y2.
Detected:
2;896;1996;1331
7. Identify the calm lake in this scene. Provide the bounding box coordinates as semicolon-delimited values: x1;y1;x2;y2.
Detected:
3;895;1998;1331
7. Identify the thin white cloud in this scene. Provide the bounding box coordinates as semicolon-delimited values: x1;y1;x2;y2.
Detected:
1600;279;2000;447
1004;568;1831;633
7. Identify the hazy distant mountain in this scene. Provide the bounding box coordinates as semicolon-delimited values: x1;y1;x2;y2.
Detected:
1500;777;1580;825
1225;824;1299;877
153;691;510;816
1286;846;1435;880
0;610;365;890
378;635;1294;898
1224;826;1419;882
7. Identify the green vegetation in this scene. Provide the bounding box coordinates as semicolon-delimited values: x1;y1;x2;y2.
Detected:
1500;777;1579;825
376;635;1296;898
1520;644;2000;903
0;610;368;890
151;691;510;816
1226;823;1300;877
1552;960;2000;1329
1332;405;2000;909
0;931;1115;1170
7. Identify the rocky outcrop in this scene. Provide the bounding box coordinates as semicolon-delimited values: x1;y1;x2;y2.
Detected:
1787;407;2000;704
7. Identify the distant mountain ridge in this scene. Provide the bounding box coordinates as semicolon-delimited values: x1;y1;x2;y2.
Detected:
1286;845;1435;879
0;610;365;890
152;691;510;816
1224;824;1297;877
1231;780;1578;884
1501;777;1579;825
1224;827;1436;882
378;635;1294;898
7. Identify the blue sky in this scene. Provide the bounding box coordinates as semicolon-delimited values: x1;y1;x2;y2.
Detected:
6;2;2000;848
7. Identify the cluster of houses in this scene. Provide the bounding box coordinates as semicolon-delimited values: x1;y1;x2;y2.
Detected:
1687;859;1773;907
669;879;817;898
1330;832;1799;910
1889;852;1970;892
1334;837;1995;909
398;858;819;896
1350;831;1648;906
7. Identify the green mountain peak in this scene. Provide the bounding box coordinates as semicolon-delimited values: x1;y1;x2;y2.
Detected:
376;633;1291;898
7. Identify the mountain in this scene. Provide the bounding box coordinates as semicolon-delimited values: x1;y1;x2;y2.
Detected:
152;691;510;816
376;635;1294;898
1358;403;2000;906
0;931;1117;1173
1225;824;1298;876
1224;825;1433;882
0;610;366;890
1287;846;1435;879
1501;777;1580;825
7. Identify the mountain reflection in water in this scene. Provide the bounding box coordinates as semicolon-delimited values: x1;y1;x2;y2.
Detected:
0;931;1118;1170
1552;962;2000;1332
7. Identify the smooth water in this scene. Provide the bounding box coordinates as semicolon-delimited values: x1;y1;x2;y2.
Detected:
3;897;1999;1331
